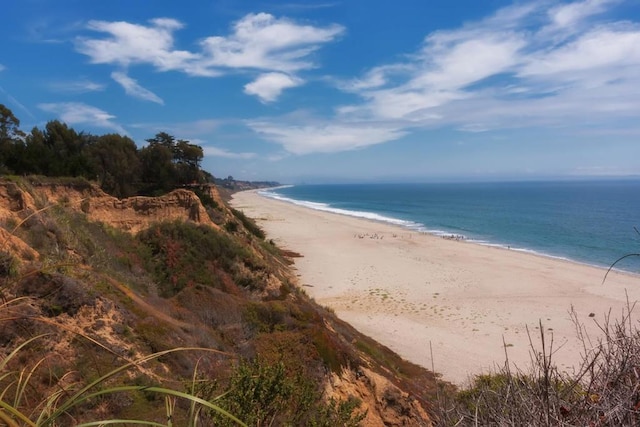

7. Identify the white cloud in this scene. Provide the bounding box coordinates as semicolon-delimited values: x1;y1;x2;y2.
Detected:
521;28;640;77
75;13;343;100
249;119;407;154
416;35;525;90
198;13;344;73
0;64;5;72
204;146;256;159
338;64;412;92
76;18;199;72
549;0;618;29
49;79;106;93
244;72;303;102
251;0;640;154
38;102;127;134
111;71;164;104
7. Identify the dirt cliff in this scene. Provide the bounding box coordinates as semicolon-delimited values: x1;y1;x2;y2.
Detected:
0;177;438;425
0;179;218;233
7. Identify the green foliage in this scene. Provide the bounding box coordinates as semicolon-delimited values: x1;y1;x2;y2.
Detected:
243;301;289;334
0;105;211;198
137;221;264;297
224;220;239;233
87;133;141;198
231;207;266;239
0;104;26;174
308;397;367;427
140;132;205;195
210;360;293;426
206;359;365;427
0;312;245;426
191;187;218;209
0;103;25;142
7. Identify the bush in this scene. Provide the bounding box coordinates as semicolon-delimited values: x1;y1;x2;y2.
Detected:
231;207;265;239
137;221;265;296
203;359;365;426
435;307;640;426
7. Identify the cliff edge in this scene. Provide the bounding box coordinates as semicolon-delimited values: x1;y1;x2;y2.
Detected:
0;177;442;425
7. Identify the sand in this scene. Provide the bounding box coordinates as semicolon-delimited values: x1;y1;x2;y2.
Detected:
231;190;640;385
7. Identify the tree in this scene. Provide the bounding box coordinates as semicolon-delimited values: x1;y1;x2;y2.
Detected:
87;134;141;198
0;104;24;143
139;140;176;195
18;127;50;175
140;132;206;192
175;139;204;184
0;104;25;173
41;120;93;177
146;132;176;150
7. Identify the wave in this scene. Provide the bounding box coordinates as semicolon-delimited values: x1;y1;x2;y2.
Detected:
259;189;423;229
258;188;623;272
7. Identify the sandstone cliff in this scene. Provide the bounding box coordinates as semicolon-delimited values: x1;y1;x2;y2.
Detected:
0;177;438;426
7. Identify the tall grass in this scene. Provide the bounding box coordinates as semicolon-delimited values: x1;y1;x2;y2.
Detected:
0;185;246;426
435;300;640;426
0;317;246;426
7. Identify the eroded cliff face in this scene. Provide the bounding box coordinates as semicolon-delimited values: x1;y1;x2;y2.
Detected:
0;178;436;426
0;180;219;264
4;181;217;234
328;367;432;426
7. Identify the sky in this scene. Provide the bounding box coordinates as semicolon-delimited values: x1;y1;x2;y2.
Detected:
2;0;640;183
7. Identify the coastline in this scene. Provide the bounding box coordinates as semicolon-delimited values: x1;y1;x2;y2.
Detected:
231;189;640;385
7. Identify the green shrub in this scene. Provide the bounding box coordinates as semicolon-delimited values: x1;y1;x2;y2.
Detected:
231;207;265;239
224;220;239;233
204;359;365;426
137;221;265;297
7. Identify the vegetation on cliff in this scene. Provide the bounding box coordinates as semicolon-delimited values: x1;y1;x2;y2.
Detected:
0;104;277;199
0;175;439;425
2;104;640;426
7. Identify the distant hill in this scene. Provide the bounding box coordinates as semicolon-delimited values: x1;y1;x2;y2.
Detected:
214;175;280;192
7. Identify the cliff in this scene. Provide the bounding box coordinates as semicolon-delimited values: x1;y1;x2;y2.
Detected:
0;177;442;425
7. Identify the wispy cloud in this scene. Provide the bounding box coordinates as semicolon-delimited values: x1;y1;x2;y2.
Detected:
548;0;620;29
204;146;256;159
0;86;35;119
0;64;5;72
38;102;127;134
111;71;164;104
248;118;407;154
253;0;640;154
48;79;106;93
75;13;343;101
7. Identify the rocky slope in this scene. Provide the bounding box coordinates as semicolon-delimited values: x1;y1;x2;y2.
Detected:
0;177;444;425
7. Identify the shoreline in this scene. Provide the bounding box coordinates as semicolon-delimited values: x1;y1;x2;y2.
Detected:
257;189;638;275
231;189;640;385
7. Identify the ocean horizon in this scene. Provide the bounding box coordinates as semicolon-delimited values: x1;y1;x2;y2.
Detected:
260;180;640;274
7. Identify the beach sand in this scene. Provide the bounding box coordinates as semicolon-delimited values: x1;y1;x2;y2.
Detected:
231;190;640;385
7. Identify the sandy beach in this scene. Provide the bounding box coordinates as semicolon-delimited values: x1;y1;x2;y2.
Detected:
231;190;640;385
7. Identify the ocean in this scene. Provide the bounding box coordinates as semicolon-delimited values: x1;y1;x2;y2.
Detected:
260;180;640;273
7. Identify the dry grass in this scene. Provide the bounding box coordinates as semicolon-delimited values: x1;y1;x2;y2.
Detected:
434;298;640;426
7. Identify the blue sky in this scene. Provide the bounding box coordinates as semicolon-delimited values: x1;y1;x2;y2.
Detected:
2;0;640;183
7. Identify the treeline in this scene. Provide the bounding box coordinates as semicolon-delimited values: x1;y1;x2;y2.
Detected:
0;104;209;198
